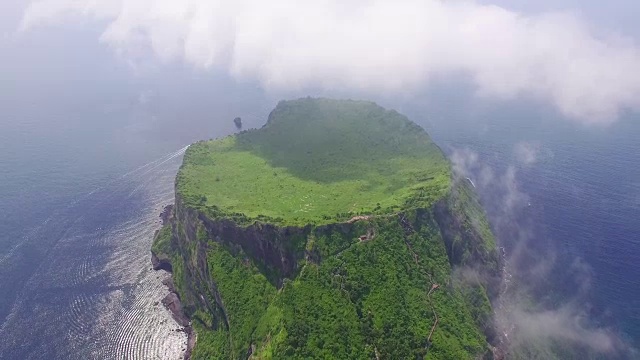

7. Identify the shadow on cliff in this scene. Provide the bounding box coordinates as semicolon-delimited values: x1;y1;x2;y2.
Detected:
233;98;445;185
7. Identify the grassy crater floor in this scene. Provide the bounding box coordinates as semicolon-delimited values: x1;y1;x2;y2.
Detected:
177;98;450;226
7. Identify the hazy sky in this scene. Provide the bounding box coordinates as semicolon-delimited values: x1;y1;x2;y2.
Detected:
4;1;640;126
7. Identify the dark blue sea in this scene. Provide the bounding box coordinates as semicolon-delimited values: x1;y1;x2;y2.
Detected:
0;78;638;358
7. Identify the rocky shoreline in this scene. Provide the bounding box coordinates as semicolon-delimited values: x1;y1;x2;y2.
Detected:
152;205;195;360
161;277;195;360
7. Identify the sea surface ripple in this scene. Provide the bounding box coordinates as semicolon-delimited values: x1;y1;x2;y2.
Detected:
0;148;188;359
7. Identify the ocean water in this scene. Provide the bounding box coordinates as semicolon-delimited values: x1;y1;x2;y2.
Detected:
0;87;638;358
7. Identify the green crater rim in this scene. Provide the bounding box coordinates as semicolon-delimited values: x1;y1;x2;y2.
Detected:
176;98;451;226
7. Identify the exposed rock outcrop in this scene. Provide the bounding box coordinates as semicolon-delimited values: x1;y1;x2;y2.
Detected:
151;251;173;272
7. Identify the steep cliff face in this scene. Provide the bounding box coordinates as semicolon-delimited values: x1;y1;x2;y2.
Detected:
153;98;501;359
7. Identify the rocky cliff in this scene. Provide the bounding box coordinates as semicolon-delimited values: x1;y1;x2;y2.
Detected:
152;98;501;359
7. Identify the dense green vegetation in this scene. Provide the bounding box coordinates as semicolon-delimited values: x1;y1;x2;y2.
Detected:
177;98;450;226
167;98;498;359
151;224;172;257
189;213;489;359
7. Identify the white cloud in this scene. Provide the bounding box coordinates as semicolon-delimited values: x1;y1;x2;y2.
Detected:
504;305;621;355
19;0;640;124
514;141;540;165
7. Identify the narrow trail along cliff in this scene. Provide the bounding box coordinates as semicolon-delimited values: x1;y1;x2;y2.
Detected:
399;213;441;347
427;283;440;343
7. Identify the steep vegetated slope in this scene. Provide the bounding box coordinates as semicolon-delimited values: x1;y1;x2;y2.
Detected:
152;98;501;359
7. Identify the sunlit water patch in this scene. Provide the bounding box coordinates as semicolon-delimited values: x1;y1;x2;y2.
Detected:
0;148;188;359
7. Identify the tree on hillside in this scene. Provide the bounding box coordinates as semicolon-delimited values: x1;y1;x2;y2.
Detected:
233;117;242;130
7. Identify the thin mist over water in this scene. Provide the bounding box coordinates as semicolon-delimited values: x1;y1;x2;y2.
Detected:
450;146;635;357
404;95;640;356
